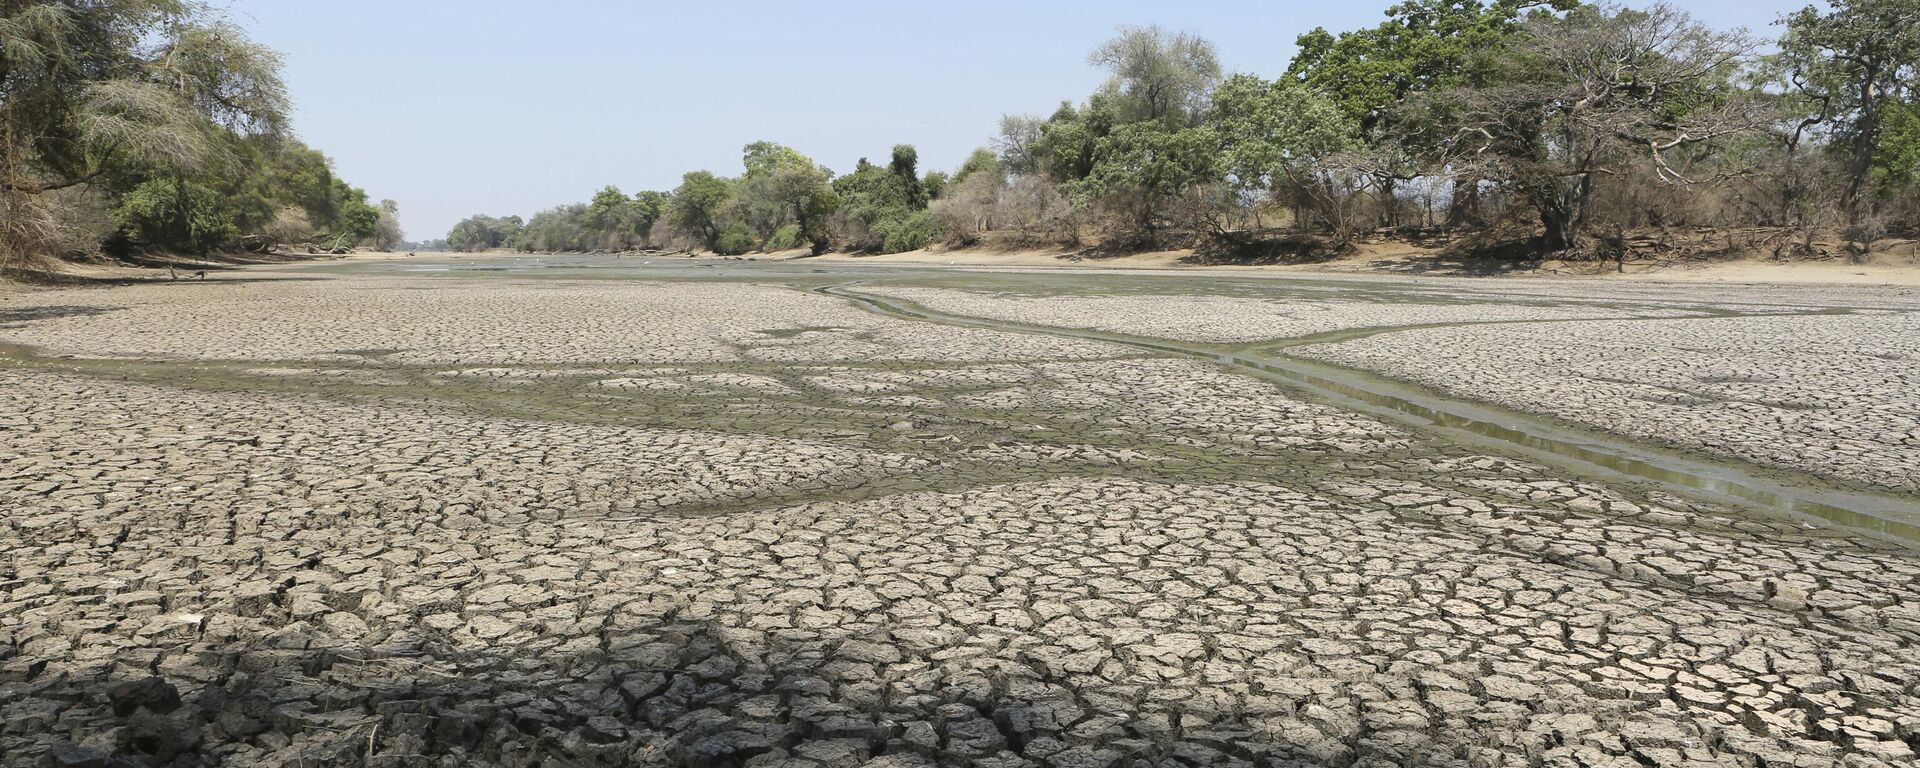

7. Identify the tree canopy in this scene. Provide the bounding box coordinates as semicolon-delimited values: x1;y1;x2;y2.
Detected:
442;3;1920;261
1;0;393;267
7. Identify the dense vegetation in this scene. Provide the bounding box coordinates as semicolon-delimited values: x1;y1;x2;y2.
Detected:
455;0;1920;260
0;0;398;273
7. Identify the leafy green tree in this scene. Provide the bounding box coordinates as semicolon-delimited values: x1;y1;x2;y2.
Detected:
1030;99;1118;184
668;171;733;251
1;0;287;266
332;189;382;247
953;149;1003;187
110;179;237;254
1066;123;1222;237
731;143;839;253
631;190;670;239
922;171;950;202
889;145;928;210
1780;0;1920;222
834;150;939;253
1287;0;1576;131
1874;100;1920;193
584;184;649;249
447;215;523;252
1208;75;1360;214
1285;1;1578;227
588;185;630;227
516;205;586;251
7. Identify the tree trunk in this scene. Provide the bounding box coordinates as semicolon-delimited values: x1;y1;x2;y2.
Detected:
1538;171;1595;254
1842;67;1882;225
1540;205;1576;253
1445;177;1481;229
1377;177;1397;229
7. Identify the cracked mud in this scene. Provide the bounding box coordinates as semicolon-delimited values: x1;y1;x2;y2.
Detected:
2;262;1917;768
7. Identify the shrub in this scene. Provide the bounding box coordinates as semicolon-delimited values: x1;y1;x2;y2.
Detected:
714;223;756;255
110;180;237;254
877;210;938;254
767;224;802;251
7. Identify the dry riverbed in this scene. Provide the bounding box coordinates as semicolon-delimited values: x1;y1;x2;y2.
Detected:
2;258;1917;768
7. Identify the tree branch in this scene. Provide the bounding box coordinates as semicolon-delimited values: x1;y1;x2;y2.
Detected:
0;171;100;194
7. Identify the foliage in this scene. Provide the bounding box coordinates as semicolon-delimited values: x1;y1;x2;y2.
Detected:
714;223;756;256
766;224;803;251
0;1;397;267
1090;26;1222;126
833;145;934;253
1874;101;1920;188
373;200;404;251
953;149;1003;186
262;206;313;249
110;179;236;254
1209;75;1359;201
1287;1;1578;131
1425;3;1766;251
439;1;1920;262
447;215;523;252
730;142;840;254
1066;123;1222;237
668;171;734;252
1780;0;1920;221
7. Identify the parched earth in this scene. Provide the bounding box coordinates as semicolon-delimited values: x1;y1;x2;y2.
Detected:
2;265;1918;768
1293;312;1920;493
857;279;1920;493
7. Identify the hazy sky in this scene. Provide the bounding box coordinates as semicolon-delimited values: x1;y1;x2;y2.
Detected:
230;0;1813;240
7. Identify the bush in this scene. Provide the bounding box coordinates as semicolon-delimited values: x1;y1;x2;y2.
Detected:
766;224;802;251
714;224;756;255
876;210;938;254
110;179;237;254
262;206;314;248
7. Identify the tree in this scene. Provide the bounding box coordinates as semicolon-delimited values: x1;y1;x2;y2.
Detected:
889;145;928;210
446;215;522;252
953;148;1003;186
1288;1;1577;130
631;190;670;241
1439;3;1767;252
1090;26;1222;127
110;179;236;254
1875;100;1920;192
995;115;1046;176
582;184;648;249
1208;75;1362;235
668;171;733;252
588;185;629;228
517;205;587;251
922;171;950;202
2;0;287;267
373;199;404;251
730;143;839;254
1780;0;1920;223
1286;1;1578;226
1066;123;1222;238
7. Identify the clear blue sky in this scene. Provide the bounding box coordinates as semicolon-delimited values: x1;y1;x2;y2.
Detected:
229;0;1813;240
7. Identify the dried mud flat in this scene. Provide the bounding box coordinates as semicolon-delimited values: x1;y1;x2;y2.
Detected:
2;265;1918;768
